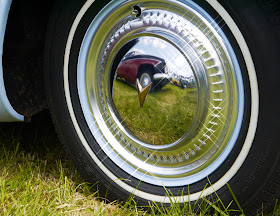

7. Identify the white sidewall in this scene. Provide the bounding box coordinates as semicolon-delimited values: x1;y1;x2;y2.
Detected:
63;0;259;202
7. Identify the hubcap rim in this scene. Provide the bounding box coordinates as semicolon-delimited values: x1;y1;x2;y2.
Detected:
77;0;244;187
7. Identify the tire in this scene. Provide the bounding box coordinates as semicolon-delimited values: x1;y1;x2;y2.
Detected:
45;0;280;214
137;69;164;91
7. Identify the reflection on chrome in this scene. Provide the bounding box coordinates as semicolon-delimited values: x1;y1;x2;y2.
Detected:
116;37;196;91
83;4;242;186
113;36;198;145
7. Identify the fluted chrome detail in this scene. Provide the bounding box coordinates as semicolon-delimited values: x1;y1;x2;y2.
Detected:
79;0;244;187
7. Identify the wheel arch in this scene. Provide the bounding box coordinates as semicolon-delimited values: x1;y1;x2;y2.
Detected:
137;64;155;77
1;0;55;121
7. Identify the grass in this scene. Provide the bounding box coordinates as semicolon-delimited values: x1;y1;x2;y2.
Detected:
0;111;136;215
0;110;279;215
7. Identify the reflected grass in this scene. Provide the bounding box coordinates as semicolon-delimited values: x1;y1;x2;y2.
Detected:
113;79;197;144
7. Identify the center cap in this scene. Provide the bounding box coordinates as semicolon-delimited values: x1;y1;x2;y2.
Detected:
112;36;198;145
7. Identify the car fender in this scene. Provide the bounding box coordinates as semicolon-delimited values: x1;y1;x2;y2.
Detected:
0;0;24;122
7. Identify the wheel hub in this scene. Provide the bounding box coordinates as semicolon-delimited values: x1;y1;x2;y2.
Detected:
78;0;244;186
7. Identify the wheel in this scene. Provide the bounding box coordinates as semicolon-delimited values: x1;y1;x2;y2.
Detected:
45;0;280;214
138;67;166;91
138;71;153;88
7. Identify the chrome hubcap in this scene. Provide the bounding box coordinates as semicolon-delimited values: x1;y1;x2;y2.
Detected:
78;0;244;186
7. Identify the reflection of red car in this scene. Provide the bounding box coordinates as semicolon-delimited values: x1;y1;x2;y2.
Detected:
116;55;168;90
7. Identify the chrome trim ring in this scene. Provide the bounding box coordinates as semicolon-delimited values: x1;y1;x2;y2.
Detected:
77;0;244;187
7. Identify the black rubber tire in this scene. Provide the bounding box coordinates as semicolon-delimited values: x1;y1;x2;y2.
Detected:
44;0;280;215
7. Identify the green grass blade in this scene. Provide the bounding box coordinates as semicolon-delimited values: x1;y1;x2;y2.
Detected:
226;183;244;215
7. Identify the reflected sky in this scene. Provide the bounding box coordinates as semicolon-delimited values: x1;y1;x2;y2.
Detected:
125;36;194;78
